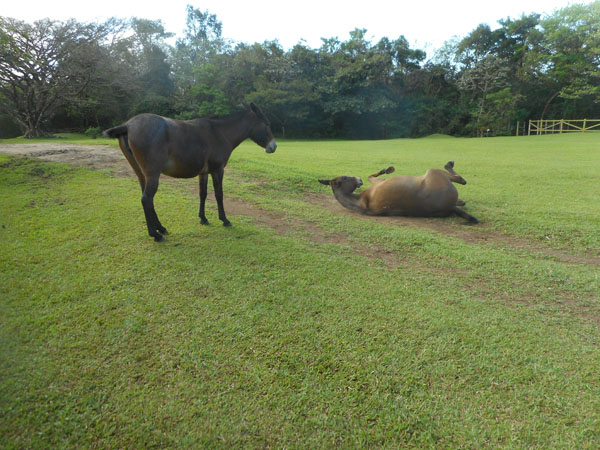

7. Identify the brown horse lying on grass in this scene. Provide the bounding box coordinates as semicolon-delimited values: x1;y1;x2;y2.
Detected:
319;161;478;223
104;103;277;241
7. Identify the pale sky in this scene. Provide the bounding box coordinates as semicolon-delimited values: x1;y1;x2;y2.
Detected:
3;0;594;54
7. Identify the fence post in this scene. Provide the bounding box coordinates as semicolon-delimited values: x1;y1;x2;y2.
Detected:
583;119;587;132
516;121;519;136
528;120;531;136
560;119;563;134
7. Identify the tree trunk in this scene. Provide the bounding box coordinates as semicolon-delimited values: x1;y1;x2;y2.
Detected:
23;124;51;138
541;91;560;121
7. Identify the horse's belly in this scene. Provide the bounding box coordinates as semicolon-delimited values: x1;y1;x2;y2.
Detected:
371;190;457;216
162;155;206;178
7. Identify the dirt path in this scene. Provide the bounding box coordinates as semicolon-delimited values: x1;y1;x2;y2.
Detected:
2;143;598;267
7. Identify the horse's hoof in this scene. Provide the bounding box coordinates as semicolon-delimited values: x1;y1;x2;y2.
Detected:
158;227;168;235
200;219;210;226
222;221;232;227
154;234;165;242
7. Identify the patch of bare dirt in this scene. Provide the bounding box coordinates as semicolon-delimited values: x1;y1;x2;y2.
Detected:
2;143;598;269
0;143;133;177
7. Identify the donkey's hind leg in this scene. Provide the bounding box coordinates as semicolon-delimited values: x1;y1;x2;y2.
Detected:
141;176;168;241
118;136;146;192
444;160;458;174
368;166;395;183
370;166;395;178
453;206;478;224
444;161;467;185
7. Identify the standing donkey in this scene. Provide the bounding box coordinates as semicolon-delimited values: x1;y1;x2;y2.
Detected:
103;103;277;241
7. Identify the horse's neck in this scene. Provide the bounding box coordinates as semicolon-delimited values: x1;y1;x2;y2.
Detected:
333;190;365;213
214;113;251;150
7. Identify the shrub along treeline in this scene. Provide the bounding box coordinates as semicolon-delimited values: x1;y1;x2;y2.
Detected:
1;2;599;139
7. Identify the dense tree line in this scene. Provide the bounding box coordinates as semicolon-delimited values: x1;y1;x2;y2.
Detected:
1;2;598;139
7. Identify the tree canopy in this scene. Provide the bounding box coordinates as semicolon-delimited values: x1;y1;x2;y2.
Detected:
1;2;598;138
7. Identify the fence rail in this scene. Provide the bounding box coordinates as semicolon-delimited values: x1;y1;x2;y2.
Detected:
527;119;600;135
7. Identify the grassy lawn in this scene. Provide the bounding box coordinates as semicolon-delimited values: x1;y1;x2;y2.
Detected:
1;134;599;447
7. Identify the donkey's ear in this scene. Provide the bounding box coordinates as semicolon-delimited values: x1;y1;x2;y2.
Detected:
318;179;331;185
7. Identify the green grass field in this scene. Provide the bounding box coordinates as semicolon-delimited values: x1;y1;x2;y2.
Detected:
1;133;599;447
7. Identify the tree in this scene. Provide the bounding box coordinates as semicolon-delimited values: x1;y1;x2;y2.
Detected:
0;17;120;137
535;2;600;118
246;42;324;137
128;18;175;116
317;29;425;138
171;7;232;118
458;55;511;134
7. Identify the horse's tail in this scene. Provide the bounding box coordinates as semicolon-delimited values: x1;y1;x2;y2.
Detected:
102;124;128;139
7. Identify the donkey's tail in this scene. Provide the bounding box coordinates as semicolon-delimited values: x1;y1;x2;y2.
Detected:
102;124;128;138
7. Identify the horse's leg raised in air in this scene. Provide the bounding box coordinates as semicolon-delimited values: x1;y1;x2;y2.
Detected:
444;161;467;185
141;175;168;241
199;174;210;225
211;167;231;227
368;166;395;182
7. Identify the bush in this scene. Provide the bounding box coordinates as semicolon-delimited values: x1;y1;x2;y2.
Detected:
0;114;23;138
84;127;102;139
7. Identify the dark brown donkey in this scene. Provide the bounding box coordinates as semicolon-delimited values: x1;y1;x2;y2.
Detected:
103;103;277;241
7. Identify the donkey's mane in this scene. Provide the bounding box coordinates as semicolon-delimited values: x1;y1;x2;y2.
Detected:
206;110;247;122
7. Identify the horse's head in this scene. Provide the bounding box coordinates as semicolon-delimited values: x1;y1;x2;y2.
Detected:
318;176;363;193
245;103;277;153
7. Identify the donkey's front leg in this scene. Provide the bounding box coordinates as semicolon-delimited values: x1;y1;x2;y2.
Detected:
199;174;210;225
211;168;231;227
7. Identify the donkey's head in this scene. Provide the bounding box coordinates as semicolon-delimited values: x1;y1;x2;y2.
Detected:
318;176;363;193
245;102;277;153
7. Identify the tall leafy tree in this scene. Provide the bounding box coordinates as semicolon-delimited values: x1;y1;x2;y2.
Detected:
0;17;121;137
246;42;324;137
128;18;175;116
318;29;425;138
535;2;600;118
458;55;511;133
171;6;232;117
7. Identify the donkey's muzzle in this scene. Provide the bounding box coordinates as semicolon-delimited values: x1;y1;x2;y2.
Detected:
265;139;277;153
